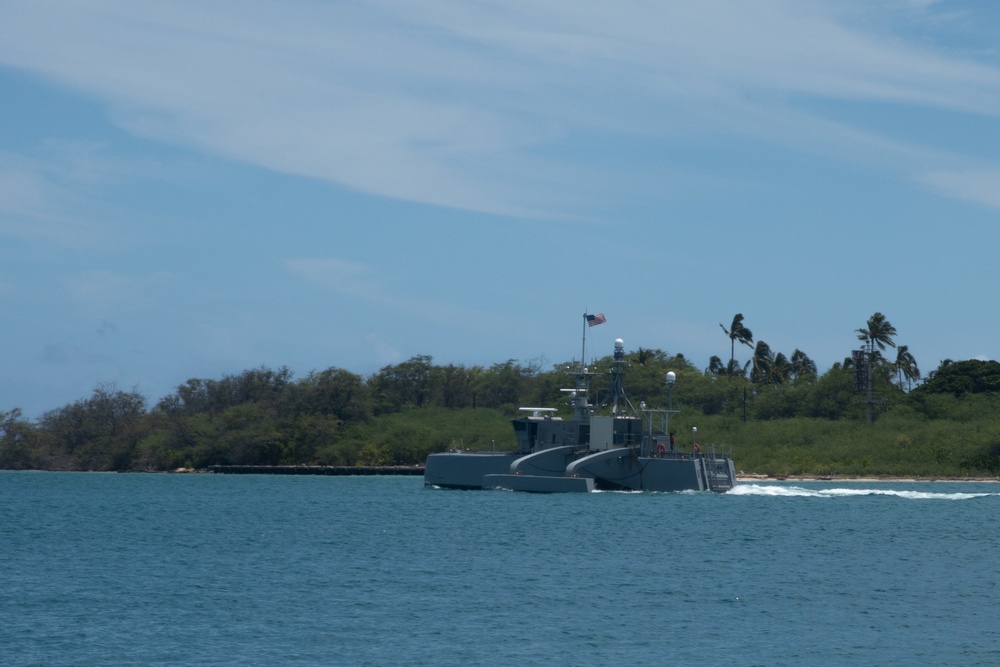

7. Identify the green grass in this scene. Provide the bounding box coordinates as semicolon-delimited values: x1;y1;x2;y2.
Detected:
686;415;1000;477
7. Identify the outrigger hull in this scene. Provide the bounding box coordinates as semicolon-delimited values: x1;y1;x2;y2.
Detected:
432;449;736;493
423;451;519;490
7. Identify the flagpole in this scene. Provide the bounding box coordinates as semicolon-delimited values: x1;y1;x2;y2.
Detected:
581;311;588;371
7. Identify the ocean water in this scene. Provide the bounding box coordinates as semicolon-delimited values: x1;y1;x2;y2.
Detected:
2;472;998;667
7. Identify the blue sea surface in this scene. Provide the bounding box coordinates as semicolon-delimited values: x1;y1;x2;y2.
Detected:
2;472;999;666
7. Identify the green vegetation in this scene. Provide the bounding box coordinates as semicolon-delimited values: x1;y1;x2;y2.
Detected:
3;313;999;477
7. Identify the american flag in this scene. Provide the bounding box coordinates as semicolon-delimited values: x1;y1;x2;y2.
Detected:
586;313;606;327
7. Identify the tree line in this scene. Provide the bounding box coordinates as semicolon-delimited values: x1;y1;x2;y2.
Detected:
714;312;920;388
1;312;999;475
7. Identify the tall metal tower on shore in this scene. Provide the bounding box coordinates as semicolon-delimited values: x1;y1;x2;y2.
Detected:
853;348;878;425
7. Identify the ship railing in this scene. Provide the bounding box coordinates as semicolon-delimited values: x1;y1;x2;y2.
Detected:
647;445;733;460
651;450;694;460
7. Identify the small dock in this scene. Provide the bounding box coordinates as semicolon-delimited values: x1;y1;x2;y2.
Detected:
207;465;425;476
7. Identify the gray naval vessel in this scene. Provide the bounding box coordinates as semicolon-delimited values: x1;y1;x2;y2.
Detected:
424;318;737;493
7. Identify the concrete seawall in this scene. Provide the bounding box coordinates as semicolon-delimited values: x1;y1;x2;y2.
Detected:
208;465;425;476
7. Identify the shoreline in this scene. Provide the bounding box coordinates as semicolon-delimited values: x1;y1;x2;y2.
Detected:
192;468;999;483
737;473;1000;483
158;467;1000;482
17;467;999;483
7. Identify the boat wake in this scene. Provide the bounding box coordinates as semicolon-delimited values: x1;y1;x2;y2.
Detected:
728;484;998;500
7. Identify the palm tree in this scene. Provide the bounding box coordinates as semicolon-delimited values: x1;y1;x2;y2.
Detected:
771;352;791;385
856;312;897;424
720;314;753;375
857;312;897;356
790;349;817;380
747;340;775;384
705;355;726;376
894;345;921;391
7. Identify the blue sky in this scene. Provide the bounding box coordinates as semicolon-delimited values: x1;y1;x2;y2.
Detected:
3;1;1000;418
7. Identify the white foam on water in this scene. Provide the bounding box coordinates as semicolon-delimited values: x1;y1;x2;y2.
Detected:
727;483;997;500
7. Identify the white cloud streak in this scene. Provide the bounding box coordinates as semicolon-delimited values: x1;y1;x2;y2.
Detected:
2;0;1000;214
919;168;1000;210
68;270;137;310
285;257;384;301
0;147;106;244
285;256;500;334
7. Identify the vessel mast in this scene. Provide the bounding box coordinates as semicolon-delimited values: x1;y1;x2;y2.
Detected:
599;338;638;416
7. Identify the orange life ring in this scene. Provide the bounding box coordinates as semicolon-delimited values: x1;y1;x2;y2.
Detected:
693;443;701;454
656;443;666;456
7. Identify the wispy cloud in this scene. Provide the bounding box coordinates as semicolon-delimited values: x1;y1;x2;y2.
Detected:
285;258;385;301
68;270;137;310
2;1;1000;216
918;168;1000;210
0;150;96;244
0;142;133;244
285;256;499;333
41;343;114;366
365;332;403;367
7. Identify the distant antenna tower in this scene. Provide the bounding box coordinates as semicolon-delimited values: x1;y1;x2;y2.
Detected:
853;348;881;424
852;349;868;393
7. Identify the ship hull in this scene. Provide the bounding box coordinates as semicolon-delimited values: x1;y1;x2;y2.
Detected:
425;448;736;493
423;451;519;489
